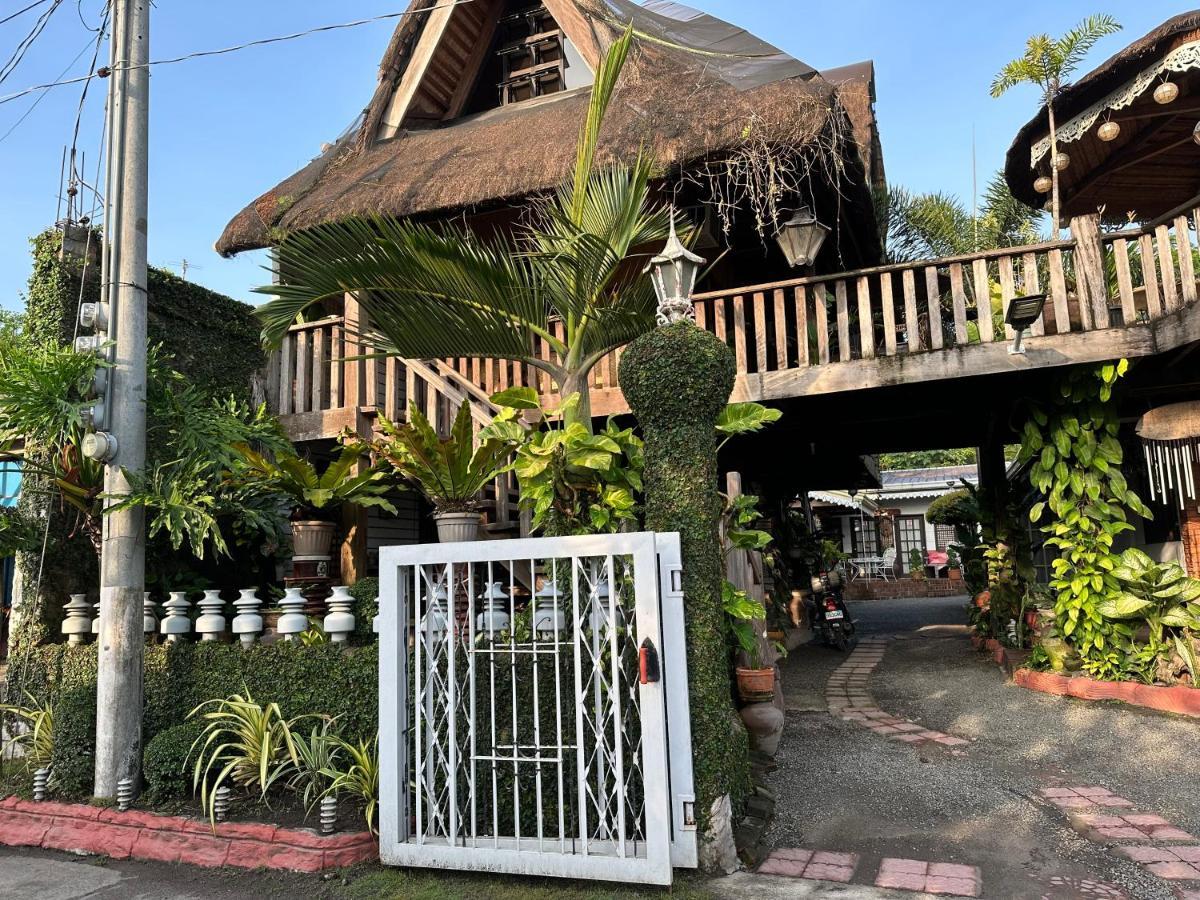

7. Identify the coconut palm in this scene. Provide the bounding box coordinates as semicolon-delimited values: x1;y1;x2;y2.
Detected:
990;14;1122;238
256;28;671;431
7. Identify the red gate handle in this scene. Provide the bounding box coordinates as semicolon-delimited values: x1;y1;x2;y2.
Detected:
639;638;660;684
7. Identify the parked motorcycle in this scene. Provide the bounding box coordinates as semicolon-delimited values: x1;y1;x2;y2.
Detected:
807;568;856;651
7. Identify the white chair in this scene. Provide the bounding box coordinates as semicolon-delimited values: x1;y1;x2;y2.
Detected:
877;546;897;581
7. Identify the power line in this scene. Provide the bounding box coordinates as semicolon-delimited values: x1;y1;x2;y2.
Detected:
0;0;64;87
0;32;91;143
0;2;477;106
0;0;54;29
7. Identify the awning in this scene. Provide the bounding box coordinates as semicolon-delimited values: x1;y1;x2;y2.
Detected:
808;490;879;514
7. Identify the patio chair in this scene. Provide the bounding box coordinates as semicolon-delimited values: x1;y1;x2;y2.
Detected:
877;546;896;581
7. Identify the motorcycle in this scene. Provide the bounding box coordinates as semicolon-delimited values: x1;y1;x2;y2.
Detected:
807;567;856;651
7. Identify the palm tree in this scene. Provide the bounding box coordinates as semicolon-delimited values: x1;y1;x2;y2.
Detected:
990;14;1122;239
257;28;671;431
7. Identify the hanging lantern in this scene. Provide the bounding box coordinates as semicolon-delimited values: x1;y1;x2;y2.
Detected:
775;205;831;268
1154;81;1179;105
1034;175;1053;194
1136;401;1200;508
1193;120;1200;146
1053;151;1071;171
1097;120;1121;142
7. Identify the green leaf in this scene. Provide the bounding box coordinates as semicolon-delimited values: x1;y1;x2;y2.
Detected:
716;402;783;438
489;387;541;410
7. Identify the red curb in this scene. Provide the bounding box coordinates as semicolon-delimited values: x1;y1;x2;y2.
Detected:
1014;668;1200;718
0;796;377;872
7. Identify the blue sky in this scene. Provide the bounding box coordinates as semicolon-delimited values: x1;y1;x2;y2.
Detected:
0;1;1185;312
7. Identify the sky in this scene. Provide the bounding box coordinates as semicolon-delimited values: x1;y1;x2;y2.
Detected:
0;0;1187;312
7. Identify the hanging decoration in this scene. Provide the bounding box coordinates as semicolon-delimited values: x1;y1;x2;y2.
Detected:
1136;401;1200;507
1034;174;1054;193
1030;38;1200;167
1154;80;1180;104
1097;119;1121;142
1053;151;1071;171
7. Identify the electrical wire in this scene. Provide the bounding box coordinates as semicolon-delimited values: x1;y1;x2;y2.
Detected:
0;2;477;106
0;32;91;143
0;0;54;29
0;0;64;88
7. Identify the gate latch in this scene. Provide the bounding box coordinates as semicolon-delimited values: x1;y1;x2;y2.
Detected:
639;637;660;684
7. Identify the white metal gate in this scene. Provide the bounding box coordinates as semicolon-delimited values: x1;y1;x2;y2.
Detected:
378;532;696;885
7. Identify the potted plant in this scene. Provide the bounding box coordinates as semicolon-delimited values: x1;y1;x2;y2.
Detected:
724;582;775;701
947;546;963;582
357;399;513;543
234;444;397;558
909;548;927;581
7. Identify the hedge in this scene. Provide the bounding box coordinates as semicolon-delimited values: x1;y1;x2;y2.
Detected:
619;321;750;833
3;642;378;799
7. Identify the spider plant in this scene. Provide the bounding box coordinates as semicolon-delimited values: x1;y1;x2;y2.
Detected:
321;735;379;835
288;716;342;815
187;690;304;824
0;690;54;772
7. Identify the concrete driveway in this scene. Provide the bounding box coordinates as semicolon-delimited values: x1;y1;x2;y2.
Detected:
761;595;1200;900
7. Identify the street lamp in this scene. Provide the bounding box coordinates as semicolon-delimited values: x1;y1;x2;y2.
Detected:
647;216;705;325
775;205;830;268
1004;293;1047;355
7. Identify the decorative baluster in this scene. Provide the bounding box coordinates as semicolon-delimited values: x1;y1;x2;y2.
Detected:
324;585;355;643
232;589;263;648
320;795;338;834
476;581;510;636
419;581;448;643
277;587;308;642
195;590;226;642
32;767;49;801
143;593;158;642
90;599;101;637
160;592;192;643
589;575;611;631
213;785;231;823
116;777;135;812
62;594;91;645
532;578;564;637
372;592;381;635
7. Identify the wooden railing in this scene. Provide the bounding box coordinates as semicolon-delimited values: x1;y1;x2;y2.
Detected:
269;209;1200;425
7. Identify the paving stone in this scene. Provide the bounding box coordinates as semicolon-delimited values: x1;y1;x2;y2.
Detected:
1146;861;1200;880
879;857;929;874
925;874;982;896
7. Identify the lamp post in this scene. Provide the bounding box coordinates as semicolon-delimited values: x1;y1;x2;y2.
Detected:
647;216;705;324
1004;293;1047;355
775;205;831;269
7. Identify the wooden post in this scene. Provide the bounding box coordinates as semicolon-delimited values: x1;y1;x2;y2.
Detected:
343;292;363;409
1070;214;1109;330
978;425;1009;546
339;408;373;584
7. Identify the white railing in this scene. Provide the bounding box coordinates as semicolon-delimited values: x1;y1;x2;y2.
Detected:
378;532;695;885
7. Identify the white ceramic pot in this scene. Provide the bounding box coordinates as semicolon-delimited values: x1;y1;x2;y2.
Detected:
435;511;482;543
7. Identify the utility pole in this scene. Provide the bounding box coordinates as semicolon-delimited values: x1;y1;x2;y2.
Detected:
92;0;150;799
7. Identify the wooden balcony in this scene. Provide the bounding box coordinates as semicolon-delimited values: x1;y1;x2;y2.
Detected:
268;208;1200;434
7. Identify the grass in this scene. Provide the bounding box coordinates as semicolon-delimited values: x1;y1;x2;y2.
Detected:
336;867;715;900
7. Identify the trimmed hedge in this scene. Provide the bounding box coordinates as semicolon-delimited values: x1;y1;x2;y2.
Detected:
143;722;203;802
349;577;379;644
619;321;750;831
3;641;378;799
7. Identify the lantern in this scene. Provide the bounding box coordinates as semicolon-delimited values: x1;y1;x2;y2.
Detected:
647;216;705;325
1034;175;1053;194
1193;120;1200;146
1097;120;1120;142
1154;81;1179;105
774;205;830;268
1053;152;1070;171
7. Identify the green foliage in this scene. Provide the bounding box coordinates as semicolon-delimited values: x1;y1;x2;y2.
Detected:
714;403;782;452
348;578;379;644
189;690;304;824
233;443;397;518
356;400;510;513
880;448;977;470
256;29;670;430
991;15;1123;99
925;489;978;526
483;390;643;536
5;641;379;800
0;690;54;771
619;321;749;828
322;734;379;835
143;722;204;802
0;505;41;557
722;582;765;664
288;716;342;813
1020;361;1150;680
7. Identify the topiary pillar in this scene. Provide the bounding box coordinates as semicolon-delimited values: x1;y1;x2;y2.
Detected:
619;320;748;872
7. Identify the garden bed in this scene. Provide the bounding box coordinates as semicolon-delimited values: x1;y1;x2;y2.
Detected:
1012;668;1200;718
0;795;377;872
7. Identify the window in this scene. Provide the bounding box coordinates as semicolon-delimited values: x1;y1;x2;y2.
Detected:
851;517;880;556
934;523;958;551
896;515;927;573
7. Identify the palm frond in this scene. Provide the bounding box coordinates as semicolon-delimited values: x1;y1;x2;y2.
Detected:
1056;15;1122;78
570;25;635;225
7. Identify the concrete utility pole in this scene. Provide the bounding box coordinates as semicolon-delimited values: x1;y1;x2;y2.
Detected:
93;0;150;800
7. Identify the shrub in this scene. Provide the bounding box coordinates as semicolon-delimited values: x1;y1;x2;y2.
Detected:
143;722;203;802
349;578;379;644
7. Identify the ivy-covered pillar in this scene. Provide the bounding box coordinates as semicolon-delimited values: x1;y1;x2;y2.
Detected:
619;320;747;871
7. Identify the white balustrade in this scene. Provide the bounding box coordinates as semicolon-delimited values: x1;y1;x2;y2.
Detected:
476;581;510;635
324;585;355;643
160;592;192;643
532;578;565;637
195;590;226;642
90;600;101;636
143;592;158;640
418;581;448;642
62;594;91;645
277;587;308;641
232;588;263;648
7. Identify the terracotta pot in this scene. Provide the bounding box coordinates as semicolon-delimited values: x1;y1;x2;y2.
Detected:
291;520;335;558
948;568;963;581
435;511;482;543
766;629;786;642
736;666;775;703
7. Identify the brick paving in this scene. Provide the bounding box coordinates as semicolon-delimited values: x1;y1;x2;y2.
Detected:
1042;785;1200;895
875;857;982;896
825;637;970;749
756;848;858;882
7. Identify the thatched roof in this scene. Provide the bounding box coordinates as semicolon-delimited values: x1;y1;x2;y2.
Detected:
1004;11;1200;219
216;0;881;257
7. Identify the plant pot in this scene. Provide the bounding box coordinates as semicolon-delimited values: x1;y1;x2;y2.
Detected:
948;568;963;581
739;701;785;757
766;629;786;642
736;666;775;703
435;511;483;543
292;520;335;558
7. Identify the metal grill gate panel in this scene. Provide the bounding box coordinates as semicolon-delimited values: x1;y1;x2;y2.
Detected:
379;532;696;885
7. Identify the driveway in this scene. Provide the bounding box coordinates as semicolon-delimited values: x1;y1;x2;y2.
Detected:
762;595;1200;899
